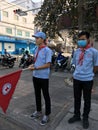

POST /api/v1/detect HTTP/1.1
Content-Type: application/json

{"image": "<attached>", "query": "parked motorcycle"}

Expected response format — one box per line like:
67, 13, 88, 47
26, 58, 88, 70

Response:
52, 54, 57, 66
70, 64, 75, 73
0, 55, 16, 68
55, 53, 69, 72
19, 54, 34, 68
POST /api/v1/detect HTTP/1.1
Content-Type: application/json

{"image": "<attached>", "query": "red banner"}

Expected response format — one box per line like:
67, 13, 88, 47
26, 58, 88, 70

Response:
0, 70, 22, 113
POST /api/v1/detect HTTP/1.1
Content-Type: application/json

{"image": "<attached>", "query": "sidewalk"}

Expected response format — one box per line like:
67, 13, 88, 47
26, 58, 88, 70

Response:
55, 101, 98, 130
0, 70, 98, 130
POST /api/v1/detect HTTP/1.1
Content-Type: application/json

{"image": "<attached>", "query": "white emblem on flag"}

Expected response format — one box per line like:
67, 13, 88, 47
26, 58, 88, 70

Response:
2, 83, 12, 95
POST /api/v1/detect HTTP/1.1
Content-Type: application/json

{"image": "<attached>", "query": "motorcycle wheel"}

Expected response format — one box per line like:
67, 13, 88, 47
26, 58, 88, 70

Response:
9, 61, 14, 68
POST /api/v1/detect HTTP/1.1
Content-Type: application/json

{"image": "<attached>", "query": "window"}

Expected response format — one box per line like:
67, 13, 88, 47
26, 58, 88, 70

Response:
14, 15, 19, 20
3, 11, 8, 17
4, 43, 15, 51
22, 17, 27, 23
0, 42, 2, 51
25, 32, 30, 37
17, 30, 22, 36
6, 28, 12, 34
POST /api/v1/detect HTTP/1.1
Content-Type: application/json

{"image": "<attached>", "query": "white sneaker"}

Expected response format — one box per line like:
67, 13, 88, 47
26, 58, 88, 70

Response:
31, 111, 42, 118
40, 115, 49, 125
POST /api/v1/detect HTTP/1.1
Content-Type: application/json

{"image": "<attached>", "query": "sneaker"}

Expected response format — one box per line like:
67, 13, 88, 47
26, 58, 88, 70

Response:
31, 111, 42, 118
83, 119, 89, 129
40, 115, 49, 126
68, 115, 81, 124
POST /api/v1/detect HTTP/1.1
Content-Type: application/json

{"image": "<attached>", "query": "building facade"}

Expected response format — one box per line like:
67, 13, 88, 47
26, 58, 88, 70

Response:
9, 0, 43, 32
0, 0, 37, 54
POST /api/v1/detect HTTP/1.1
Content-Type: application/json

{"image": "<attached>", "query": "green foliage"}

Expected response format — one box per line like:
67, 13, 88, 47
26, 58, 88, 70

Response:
34, 0, 98, 39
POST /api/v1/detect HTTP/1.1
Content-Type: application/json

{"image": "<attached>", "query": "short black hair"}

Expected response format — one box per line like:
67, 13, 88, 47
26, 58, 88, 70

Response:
78, 31, 90, 39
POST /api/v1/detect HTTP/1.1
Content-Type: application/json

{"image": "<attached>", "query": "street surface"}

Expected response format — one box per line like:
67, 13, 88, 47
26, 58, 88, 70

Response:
0, 115, 26, 130
0, 61, 98, 130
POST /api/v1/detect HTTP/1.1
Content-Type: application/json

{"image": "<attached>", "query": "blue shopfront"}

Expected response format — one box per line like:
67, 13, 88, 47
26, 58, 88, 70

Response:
0, 35, 36, 55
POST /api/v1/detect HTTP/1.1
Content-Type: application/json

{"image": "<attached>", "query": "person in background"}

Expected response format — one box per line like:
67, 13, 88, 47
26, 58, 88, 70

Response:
68, 31, 98, 129
21, 48, 25, 55
29, 32, 52, 126
4, 49, 11, 57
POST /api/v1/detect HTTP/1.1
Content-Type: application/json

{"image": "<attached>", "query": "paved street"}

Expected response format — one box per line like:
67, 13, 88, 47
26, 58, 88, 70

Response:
0, 62, 98, 130
0, 115, 26, 130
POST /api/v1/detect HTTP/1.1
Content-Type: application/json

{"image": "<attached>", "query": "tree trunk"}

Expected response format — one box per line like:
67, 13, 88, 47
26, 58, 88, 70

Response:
78, 0, 85, 30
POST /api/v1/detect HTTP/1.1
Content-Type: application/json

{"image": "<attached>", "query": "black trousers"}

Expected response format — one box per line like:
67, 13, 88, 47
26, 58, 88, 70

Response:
33, 77, 51, 115
73, 79, 93, 119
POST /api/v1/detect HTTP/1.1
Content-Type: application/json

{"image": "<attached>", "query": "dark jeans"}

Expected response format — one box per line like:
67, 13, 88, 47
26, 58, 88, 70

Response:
33, 77, 51, 115
73, 79, 93, 119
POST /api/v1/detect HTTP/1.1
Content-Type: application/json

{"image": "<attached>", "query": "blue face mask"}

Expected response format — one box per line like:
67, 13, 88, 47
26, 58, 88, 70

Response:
77, 40, 87, 47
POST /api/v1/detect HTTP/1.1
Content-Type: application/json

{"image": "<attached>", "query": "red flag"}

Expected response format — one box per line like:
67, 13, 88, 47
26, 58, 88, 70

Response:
0, 69, 22, 113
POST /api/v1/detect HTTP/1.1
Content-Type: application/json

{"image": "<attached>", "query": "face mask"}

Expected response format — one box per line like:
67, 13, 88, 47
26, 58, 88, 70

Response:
77, 40, 87, 47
